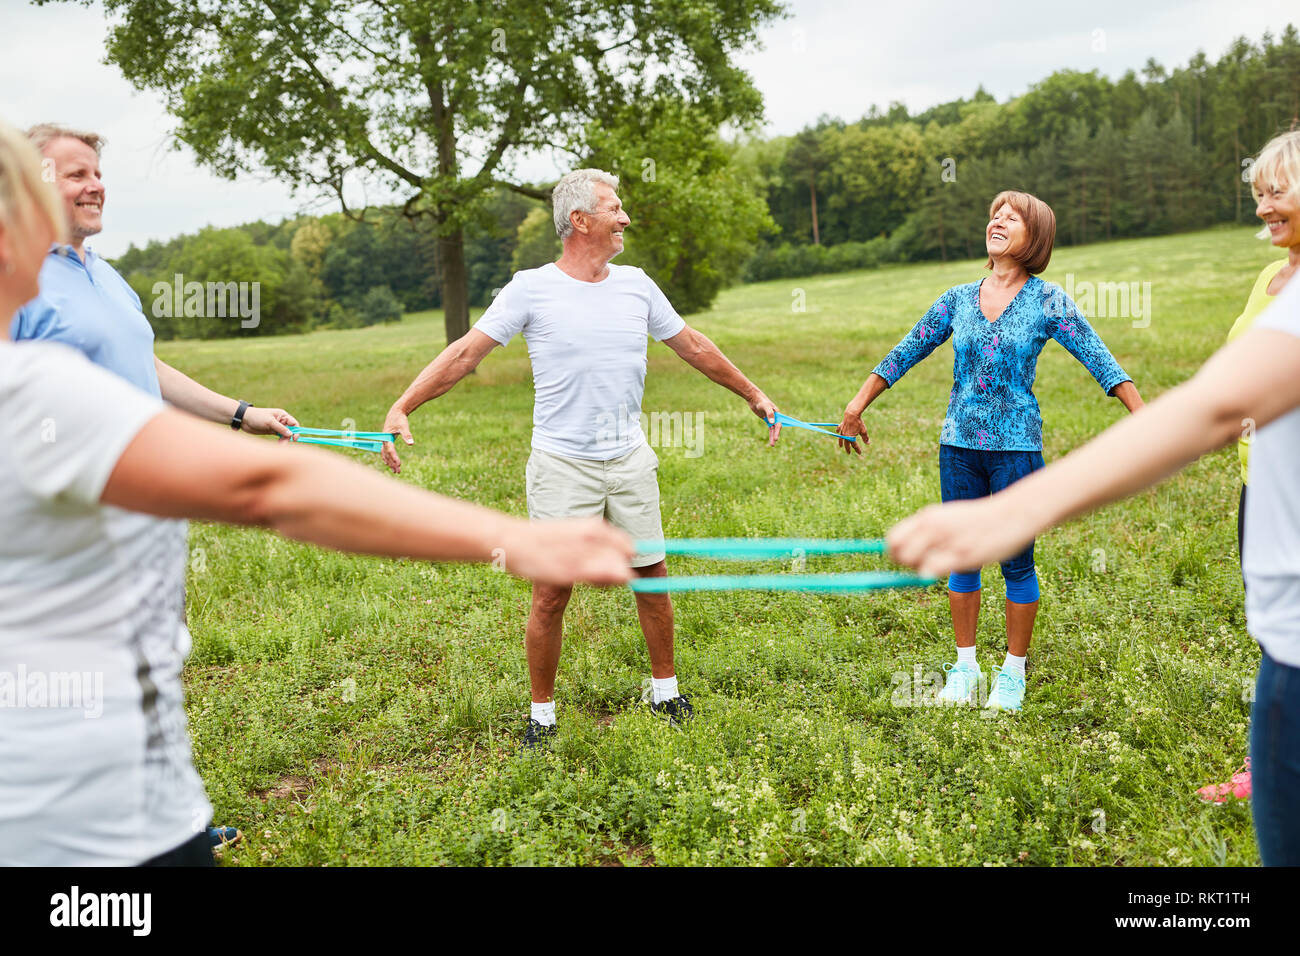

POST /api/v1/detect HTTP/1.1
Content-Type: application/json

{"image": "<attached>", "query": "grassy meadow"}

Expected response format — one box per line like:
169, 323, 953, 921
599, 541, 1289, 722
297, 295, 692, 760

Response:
163, 225, 1285, 866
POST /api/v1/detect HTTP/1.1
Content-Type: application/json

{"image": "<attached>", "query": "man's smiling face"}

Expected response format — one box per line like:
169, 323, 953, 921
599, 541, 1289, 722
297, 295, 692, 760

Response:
42, 136, 104, 244
587, 182, 631, 260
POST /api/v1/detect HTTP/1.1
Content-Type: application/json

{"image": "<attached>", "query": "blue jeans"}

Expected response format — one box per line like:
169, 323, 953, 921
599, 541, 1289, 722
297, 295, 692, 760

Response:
1250, 650, 1300, 866
938, 444, 1044, 602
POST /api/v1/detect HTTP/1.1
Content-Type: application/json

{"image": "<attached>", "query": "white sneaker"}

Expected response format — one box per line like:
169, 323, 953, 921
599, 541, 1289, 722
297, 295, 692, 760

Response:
937, 661, 983, 705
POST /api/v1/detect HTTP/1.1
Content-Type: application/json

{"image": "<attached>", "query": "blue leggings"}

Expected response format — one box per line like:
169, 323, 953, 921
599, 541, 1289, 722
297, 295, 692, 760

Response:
939, 444, 1044, 603
1251, 650, 1300, 865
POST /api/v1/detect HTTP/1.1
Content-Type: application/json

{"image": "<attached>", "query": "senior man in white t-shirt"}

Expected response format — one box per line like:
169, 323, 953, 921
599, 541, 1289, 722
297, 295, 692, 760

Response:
382, 168, 781, 747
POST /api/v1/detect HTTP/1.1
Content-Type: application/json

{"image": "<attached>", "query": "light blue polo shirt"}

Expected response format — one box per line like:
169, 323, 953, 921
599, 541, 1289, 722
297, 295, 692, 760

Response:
9, 245, 161, 398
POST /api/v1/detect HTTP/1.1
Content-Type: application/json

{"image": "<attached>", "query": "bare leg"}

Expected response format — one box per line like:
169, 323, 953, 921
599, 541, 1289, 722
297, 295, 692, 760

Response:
949, 589, 980, 648
526, 582, 572, 703
1005, 599, 1038, 658
632, 560, 675, 679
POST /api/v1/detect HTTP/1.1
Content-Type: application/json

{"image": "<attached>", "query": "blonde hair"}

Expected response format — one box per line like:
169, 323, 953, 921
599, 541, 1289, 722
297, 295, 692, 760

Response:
0, 118, 66, 253
1249, 129, 1300, 240
26, 123, 105, 157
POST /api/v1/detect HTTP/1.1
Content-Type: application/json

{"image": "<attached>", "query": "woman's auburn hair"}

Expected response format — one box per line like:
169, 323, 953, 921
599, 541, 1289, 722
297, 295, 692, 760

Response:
986, 190, 1056, 275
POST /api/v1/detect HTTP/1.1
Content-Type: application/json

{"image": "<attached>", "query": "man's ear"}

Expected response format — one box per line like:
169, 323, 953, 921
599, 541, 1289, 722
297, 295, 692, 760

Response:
569, 209, 587, 236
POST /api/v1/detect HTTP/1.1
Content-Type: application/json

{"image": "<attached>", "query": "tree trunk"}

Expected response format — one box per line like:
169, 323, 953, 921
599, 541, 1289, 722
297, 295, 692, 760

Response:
937, 202, 947, 262
1079, 170, 1088, 245
437, 227, 471, 344
1235, 129, 1242, 223
810, 174, 820, 246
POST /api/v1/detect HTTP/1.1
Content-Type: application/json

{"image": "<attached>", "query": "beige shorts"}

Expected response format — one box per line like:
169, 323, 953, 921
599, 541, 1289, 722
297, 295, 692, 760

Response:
525, 442, 665, 567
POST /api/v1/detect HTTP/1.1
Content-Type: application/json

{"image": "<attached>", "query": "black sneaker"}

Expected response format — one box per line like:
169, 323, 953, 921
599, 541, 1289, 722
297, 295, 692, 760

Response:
650, 694, 695, 727
207, 826, 242, 854
523, 718, 558, 750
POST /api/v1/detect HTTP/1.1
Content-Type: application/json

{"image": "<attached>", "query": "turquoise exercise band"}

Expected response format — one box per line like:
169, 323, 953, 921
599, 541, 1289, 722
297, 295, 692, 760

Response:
637, 538, 886, 559
629, 572, 935, 594
766, 411, 856, 442
288, 427, 397, 441
286, 426, 397, 454
627, 537, 921, 592
292, 435, 387, 453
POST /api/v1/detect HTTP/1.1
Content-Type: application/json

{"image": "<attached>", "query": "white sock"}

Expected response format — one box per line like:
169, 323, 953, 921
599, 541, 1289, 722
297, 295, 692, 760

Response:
1001, 653, 1026, 678
651, 675, 679, 704
530, 701, 556, 726
956, 645, 978, 668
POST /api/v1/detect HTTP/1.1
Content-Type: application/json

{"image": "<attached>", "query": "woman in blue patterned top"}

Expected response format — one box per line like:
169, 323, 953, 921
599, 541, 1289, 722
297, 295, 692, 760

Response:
835, 190, 1144, 712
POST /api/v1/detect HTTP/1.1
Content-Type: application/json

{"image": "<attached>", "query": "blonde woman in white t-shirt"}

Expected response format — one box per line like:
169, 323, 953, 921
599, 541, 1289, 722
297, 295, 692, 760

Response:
0, 120, 634, 866
886, 274, 1300, 867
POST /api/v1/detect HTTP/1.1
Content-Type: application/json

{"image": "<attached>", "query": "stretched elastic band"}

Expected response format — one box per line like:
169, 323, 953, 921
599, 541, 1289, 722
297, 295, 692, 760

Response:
291, 435, 386, 453
637, 538, 885, 559
288, 426, 397, 441
629, 572, 935, 593
766, 411, 856, 442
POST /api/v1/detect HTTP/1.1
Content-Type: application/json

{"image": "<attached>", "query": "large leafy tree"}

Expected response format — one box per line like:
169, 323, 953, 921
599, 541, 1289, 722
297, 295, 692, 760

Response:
584, 99, 775, 314
55, 0, 785, 341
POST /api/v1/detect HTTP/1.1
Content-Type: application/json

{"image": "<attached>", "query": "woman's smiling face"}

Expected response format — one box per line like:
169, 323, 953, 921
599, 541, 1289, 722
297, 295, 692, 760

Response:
1256, 176, 1300, 250
986, 202, 1027, 261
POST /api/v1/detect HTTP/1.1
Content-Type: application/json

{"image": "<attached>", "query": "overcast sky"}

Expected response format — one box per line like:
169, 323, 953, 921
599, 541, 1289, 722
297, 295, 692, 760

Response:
1, 0, 1294, 257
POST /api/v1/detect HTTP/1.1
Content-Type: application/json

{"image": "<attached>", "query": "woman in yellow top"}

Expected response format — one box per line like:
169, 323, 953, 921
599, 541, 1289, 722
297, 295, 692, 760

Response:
1230, 131, 1300, 574
1200, 129, 1300, 804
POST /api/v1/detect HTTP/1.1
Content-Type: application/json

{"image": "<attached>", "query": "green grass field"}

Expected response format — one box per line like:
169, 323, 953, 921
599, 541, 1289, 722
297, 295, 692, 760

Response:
163, 225, 1285, 866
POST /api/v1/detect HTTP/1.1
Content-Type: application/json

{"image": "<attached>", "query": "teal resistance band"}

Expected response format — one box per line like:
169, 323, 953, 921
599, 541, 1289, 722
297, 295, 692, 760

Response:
629, 571, 935, 594
766, 411, 856, 442
287, 426, 396, 453
629, 538, 934, 593
640, 538, 885, 560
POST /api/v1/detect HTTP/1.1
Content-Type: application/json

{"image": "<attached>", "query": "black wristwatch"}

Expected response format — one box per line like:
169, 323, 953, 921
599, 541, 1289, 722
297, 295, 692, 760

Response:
231, 400, 253, 431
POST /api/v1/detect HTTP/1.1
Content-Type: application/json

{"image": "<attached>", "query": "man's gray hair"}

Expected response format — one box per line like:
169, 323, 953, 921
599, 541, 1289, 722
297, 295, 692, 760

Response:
26, 124, 105, 156
552, 168, 619, 239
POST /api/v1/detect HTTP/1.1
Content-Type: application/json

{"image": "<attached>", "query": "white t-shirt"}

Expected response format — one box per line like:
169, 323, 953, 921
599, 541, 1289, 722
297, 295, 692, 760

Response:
474, 262, 686, 460
0, 341, 211, 865
1244, 274, 1300, 667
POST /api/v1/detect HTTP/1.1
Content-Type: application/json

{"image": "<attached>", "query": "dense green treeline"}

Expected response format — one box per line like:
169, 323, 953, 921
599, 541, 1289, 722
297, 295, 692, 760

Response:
746, 24, 1299, 279
116, 26, 1298, 338
116, 191, 537, 340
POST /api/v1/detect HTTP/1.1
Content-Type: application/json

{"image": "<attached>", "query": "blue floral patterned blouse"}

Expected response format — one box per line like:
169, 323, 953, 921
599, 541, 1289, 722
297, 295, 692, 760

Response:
871, 275, 1131, 452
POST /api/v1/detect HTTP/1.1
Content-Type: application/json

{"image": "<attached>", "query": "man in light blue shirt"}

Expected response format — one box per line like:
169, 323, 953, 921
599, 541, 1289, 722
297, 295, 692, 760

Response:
12, 241, 162, 395
12, 124, 297, 437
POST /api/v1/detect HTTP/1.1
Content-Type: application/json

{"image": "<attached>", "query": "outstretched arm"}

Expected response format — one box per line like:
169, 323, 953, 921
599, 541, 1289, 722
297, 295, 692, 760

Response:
1047, 297, 1143, 414
887, 325, 1300, 578
154, 357, 298, 438
661, 325, 781, 446
103, 407, 633, 588
1110, 380, 1144, 413
381, 329, 500, 473
837, 293, 956, 456
836, 374, 889, 456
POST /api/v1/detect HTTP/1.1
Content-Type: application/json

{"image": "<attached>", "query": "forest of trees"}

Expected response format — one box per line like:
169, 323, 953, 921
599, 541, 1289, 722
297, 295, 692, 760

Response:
745, 24, 1300, 279
115, 26, 1300, 338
